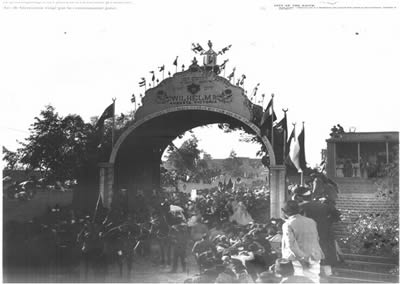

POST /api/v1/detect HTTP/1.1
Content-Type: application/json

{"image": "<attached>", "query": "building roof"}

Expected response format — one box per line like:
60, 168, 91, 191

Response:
326, 131, 399, 143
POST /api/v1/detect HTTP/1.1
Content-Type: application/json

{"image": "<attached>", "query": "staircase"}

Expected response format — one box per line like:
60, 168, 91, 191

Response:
328, 178, 399, 283
332, 193, 399, 241
329, 254, 399, 283
333, 177, 377, 194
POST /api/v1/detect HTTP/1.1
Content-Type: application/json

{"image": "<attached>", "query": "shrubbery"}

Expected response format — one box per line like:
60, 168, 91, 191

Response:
341, 212, 399, 258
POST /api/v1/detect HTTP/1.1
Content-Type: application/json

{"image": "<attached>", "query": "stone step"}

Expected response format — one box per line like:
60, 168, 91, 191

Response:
327, 275, 385, 283
338, 259, 398, 273
342, 253, 399, 265
334, 267, 399, 283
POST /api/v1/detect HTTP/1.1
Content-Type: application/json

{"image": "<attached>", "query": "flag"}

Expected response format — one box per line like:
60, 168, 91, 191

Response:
139, 77, 146, 87
131, 94, 136, 103
150, 71, 155, 81
218, 44, 232, 55
273, 113, 287, 164
286, 127, 295, 154
173, 56, 178, 66
158, 65, 165, 72
289, 129, 302, 172
192, 43, 204, 53
260, 98, 277, 137
95, 103, 114, 129
239, 74, 246, 86
298, 125, 307, 171
220, 59, 228, 70
227, 67, 235, 80
284, 127, 296, 168
252, 83, 260, 97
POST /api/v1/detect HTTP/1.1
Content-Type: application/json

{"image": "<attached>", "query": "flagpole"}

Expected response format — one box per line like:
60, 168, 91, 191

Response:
301, 121, 305, 186
271, 93, 275, 150
112, 98, 116, 148
283, 108, 288, 163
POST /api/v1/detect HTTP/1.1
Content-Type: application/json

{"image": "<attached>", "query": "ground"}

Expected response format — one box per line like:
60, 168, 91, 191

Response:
4, 249, 199, 283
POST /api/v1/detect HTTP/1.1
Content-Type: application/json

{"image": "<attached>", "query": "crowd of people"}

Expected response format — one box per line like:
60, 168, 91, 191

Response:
3, 171, 342, 283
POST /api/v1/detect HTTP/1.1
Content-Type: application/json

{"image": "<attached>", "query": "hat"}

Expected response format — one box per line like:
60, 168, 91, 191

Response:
293, 186, 311, 197
281, 201, 300, 216
272, 258, 294, 277
248, 243, 258, 252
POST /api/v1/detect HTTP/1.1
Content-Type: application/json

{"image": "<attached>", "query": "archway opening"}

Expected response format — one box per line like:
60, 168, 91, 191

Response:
112, 109, 274, 206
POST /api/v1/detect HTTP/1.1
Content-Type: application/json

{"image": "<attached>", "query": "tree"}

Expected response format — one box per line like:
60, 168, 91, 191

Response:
166, 135, 201, 179
2, 146, 22, 170
222, 150, 244, 177
17, 105, 95, 183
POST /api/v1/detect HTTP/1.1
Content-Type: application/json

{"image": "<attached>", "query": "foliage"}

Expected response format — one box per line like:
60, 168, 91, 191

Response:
15, 105, 134, 184
374, 145, 399, 201
166, 135, 201, 178
160, 167, 178, 188
222, 150, 244, 177
17, 106, 94, 182
341, 212, 399, 258
164, 140, 221, 184
2, 147, 22, 170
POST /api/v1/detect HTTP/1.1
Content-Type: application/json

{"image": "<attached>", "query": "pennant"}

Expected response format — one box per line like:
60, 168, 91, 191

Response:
158, 65, 165, 72
173, 56, 178, 66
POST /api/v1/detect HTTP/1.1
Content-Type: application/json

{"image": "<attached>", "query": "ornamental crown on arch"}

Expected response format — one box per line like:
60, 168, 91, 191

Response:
203, 40, 218, 67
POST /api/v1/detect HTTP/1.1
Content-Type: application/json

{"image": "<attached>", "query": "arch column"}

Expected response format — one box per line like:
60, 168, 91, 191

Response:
270, 165, 286, 218
98, 162, 114, 208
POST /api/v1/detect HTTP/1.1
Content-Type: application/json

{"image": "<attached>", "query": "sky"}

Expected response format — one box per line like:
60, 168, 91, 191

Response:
1, 0, 399, 167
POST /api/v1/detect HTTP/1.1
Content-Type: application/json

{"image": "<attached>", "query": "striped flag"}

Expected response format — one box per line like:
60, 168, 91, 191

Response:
289, 125, 307, 172
289, 129, 302, 172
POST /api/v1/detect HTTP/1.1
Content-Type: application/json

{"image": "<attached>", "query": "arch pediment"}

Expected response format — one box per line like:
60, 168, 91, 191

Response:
135, 66, 255, 123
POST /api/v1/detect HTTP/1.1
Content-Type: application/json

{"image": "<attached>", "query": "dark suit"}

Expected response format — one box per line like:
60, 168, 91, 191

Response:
299, 201, 338, 266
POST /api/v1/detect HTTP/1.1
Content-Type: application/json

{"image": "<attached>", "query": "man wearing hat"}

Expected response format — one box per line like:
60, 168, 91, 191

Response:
271, 258, 313, 283
281, 200, 324, 283
192, 233, 217, 272
297, 188, 339, 278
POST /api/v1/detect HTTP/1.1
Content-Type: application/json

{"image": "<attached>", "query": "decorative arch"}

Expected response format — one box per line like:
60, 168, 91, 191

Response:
98, 57, 286, 218
109, 105, 276, 166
